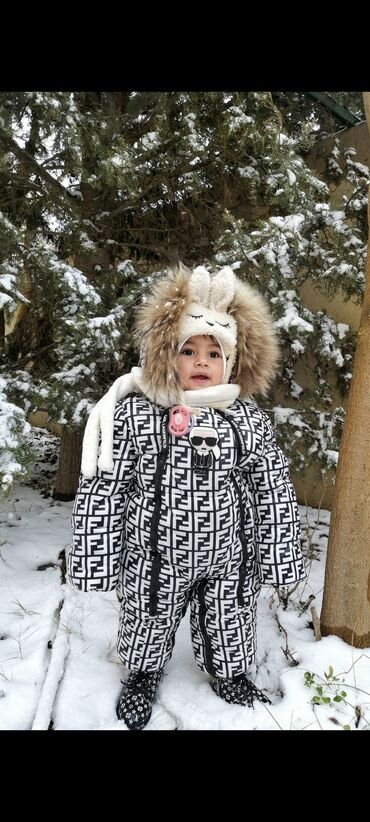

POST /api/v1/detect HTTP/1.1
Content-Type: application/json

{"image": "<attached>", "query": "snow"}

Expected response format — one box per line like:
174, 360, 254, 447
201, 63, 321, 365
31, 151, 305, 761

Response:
273, 406, 307, 429
50, 262, 101, 304
72, 399, 95, 425
269, 214, 305, 233
0, 293, 13, 309
88, 315, 117, 330
291, 340, 305, 354
140, 131, 160, 150
0, 379, 31, 490
275, 304, 314, 334
228, 107, 254, 127
325, 450, 339, 466
51, 364, 92, 382
349, 160, 370, 176
0, 273, 16, 291
337, 323, 349, 339
0, 435, 369, 731
290, 381, 303, 399
238, 166, 260, 180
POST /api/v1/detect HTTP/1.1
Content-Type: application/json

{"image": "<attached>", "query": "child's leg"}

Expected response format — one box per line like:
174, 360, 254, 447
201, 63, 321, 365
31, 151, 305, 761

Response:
189, 561, 261, 679
117, 549, 190, 672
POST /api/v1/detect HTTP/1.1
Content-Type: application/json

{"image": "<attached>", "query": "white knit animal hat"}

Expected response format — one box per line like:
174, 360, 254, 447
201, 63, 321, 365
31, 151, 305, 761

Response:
176, 266, 237, 384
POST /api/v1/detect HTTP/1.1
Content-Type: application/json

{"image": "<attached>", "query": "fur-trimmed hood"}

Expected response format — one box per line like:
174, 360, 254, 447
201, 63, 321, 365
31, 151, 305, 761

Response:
80, 265, 279, 478
134, 263, 279, 402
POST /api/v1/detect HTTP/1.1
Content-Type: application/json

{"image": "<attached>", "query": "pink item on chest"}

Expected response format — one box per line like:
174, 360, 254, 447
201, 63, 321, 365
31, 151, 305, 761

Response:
168, 406, 192, 436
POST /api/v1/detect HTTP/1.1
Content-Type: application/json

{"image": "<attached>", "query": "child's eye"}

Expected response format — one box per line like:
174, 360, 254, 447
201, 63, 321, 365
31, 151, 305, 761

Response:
209, 351, 221, 358
181, 348, 194, 356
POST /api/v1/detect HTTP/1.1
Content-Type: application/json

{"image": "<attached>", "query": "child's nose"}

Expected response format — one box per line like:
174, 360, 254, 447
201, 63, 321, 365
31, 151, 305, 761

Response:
195, 353, 207, 365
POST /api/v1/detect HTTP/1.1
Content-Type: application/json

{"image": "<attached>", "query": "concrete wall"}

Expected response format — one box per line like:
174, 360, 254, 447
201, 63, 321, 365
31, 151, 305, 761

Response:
28, 410, 63, 437
306, 120, 370, 180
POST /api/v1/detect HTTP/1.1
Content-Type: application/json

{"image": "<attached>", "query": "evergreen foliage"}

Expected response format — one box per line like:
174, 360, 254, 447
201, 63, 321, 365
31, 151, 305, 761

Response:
0, 91, 368, 493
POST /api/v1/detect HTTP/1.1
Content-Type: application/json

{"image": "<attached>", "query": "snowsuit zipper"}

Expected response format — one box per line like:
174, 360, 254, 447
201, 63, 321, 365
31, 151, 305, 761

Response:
217, 406, 251, 607
148, 410, 170, 616
197, 580, 215, 675
230, 474, 251, 606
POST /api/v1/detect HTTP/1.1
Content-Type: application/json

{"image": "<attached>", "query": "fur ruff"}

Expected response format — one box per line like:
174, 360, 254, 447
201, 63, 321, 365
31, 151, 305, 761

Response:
135, 264, 279, 400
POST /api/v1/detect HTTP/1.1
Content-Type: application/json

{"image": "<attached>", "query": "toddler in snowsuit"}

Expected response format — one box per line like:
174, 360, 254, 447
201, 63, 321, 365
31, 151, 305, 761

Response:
68, 265, 305, 729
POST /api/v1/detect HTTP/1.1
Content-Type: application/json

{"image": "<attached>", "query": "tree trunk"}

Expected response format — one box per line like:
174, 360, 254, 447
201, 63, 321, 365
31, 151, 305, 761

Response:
320, 92, 370, 647
54, 430, 83, 501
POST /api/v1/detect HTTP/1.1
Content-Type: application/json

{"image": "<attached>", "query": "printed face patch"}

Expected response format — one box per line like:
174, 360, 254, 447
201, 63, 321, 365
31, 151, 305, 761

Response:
189, 425, 220, 470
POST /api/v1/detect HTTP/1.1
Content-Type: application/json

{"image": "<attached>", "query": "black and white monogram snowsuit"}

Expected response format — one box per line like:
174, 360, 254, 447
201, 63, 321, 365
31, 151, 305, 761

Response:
69, 393, 304, 679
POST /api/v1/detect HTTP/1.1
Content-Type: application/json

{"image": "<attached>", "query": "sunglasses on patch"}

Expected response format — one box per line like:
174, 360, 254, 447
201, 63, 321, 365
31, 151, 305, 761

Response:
191, 436, 217, 447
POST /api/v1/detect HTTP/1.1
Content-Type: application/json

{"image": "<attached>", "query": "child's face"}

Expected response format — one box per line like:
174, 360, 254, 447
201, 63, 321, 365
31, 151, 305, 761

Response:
176, 335, 224, 390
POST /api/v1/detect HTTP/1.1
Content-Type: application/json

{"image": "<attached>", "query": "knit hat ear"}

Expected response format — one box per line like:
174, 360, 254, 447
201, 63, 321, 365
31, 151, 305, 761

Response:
209, 266, 236, 312
188, 266, 211, 303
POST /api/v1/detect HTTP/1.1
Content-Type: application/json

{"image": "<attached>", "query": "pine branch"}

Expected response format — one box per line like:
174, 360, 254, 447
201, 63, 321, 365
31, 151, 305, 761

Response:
103, 158, 215, 223
0, 124, 80, 217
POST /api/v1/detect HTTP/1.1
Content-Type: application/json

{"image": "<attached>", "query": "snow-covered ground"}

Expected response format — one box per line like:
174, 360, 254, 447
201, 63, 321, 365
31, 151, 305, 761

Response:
1, 430, 369, 731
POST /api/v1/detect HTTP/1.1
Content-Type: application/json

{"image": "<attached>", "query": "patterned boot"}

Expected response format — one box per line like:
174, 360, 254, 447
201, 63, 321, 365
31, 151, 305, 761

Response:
211, 674, 272, 707
116, 669, 163, 730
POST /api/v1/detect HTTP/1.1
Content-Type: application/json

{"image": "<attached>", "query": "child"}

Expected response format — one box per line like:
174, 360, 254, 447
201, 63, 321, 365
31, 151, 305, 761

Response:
68, 265, 305, 730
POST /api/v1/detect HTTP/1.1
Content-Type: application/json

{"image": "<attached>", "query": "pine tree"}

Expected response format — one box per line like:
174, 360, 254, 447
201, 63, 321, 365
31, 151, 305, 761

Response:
0, 91, 367, 498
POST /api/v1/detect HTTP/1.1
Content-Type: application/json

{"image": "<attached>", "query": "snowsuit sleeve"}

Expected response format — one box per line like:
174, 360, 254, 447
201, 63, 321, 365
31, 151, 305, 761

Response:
241, 409, 305, 587
67, 399, 138, 592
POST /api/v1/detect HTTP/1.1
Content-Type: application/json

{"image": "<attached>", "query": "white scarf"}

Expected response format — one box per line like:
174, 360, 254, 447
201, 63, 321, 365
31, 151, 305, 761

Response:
81, 366, 240, 478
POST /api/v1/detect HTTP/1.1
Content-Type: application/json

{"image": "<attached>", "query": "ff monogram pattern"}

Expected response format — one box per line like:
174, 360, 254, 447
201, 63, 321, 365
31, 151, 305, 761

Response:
69, 394, 305, 676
